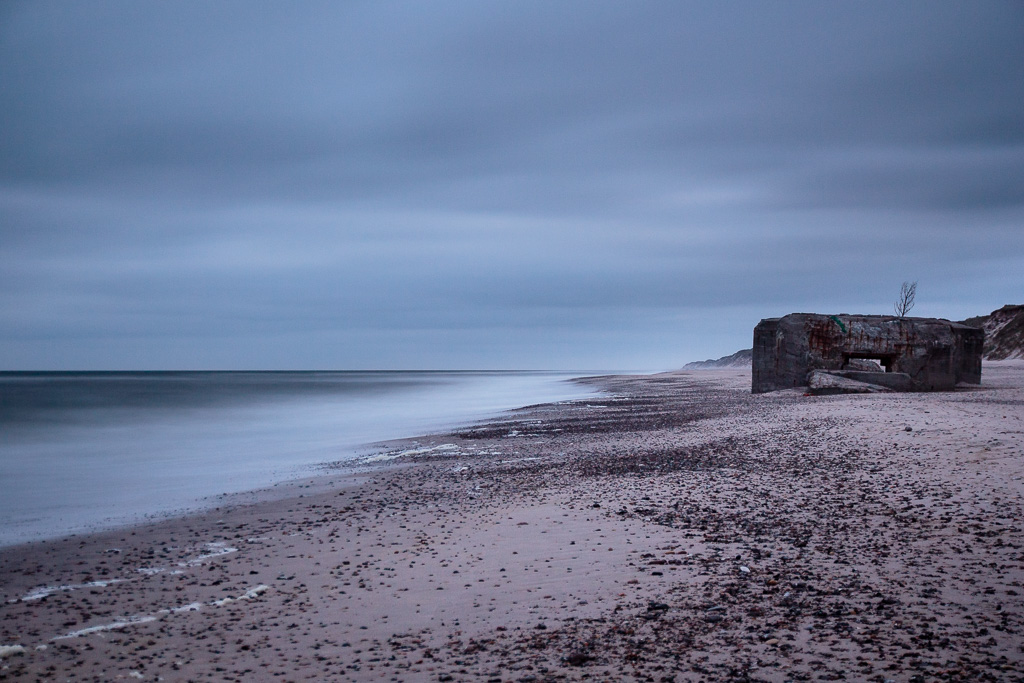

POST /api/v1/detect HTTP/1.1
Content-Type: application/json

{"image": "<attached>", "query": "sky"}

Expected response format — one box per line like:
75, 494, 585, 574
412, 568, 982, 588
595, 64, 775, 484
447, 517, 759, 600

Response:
1, 1, 1022, 371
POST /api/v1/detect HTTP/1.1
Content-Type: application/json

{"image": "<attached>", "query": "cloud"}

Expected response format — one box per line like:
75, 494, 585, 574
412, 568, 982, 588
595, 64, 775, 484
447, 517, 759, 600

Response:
1, 0, 1022, 369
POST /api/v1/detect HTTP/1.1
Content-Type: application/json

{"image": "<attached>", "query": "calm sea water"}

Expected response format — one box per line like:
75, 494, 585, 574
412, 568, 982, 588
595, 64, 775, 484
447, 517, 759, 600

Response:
0, 371, 598, 547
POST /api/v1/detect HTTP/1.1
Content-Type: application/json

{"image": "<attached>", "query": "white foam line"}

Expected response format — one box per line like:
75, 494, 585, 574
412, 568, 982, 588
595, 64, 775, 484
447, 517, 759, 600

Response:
402, 443, 459, 455
159, 602, 202, 614
243, 585, 269, 599
179, 542, 238, 567
52, 615, 158, 640
211, 584, 269, 607
51, 585, 270, 640
362, 453, 401, 463
0, 645, 26, 658
136, 567, 165, 576
366, 443, 461, 462
16, 580, 124, 603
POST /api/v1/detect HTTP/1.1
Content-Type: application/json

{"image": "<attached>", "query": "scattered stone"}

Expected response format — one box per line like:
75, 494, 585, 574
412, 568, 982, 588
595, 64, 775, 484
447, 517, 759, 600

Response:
563, 652, 593, 666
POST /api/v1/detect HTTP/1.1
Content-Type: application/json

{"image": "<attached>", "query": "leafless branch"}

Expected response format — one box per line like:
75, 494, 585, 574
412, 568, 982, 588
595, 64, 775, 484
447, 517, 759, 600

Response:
894, 280, 917, 317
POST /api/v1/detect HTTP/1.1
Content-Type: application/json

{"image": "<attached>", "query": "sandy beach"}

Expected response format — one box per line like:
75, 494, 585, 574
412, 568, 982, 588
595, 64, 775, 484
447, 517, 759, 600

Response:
2, 363, 1023, 682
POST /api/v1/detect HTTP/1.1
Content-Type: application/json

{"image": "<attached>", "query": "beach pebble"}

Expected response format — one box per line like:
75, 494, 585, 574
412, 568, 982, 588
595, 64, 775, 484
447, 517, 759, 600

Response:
564, 652, 594, 666
6, 366, 1023, 681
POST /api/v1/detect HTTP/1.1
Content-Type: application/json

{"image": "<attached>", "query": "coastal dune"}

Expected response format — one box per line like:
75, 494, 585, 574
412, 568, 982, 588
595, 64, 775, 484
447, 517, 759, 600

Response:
1, 364, 1023, 681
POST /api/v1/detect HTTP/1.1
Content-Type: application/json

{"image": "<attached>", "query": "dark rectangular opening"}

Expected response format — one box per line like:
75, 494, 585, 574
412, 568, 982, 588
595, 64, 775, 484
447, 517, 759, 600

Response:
843, 353, 894, 372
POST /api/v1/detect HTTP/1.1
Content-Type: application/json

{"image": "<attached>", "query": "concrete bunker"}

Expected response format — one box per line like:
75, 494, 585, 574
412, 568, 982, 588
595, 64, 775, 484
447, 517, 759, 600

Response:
752, 314, 983, 394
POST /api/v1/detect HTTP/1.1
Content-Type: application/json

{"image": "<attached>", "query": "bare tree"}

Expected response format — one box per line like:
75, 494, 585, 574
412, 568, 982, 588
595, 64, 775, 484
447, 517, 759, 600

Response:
894, 280, 917, 317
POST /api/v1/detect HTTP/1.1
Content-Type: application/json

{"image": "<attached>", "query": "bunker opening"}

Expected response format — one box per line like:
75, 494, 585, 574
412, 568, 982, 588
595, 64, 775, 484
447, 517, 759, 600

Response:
752, 314, 983, 393
842, 353, 894, 373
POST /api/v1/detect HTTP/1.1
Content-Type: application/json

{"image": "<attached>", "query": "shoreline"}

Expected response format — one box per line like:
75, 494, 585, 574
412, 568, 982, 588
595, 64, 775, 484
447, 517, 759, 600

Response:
2, 364, 1023, 681
0, 370, 603, 549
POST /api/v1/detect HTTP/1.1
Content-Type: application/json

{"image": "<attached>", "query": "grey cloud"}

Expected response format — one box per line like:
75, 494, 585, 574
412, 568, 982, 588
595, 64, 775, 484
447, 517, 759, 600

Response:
1, 0, 1022, 369
786, 152, 1024, 212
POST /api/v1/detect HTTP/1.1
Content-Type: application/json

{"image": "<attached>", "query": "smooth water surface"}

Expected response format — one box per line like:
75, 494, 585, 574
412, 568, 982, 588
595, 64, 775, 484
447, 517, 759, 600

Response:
0, 371, 597, 546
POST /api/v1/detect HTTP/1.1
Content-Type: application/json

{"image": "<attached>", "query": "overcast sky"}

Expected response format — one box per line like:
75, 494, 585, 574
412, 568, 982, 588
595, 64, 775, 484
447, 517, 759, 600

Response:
2, 1, 1022, 370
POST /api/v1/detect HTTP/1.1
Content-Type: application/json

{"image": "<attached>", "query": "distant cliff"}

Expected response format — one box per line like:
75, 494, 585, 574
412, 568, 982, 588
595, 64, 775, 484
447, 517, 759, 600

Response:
683, 348, 753, 369
961, 304, 1024, 360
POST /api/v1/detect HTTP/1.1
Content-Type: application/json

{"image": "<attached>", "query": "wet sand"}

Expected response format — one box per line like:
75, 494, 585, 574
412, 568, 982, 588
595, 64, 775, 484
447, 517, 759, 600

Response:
2, 363, 1023, 682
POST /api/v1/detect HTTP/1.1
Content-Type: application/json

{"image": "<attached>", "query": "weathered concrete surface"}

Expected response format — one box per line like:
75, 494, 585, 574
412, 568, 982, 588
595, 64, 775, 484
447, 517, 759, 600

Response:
832, 370, 915, 391
845, 358, 884, 372
807, 369, 893, 395
753, 314, 984, 393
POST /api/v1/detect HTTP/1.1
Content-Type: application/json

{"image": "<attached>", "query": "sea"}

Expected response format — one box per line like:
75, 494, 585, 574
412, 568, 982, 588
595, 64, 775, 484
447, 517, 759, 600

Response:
0, 371, 600, 547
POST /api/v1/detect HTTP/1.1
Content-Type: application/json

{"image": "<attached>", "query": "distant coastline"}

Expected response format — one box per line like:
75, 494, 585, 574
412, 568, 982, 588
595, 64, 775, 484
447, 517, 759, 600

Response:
682, 347, 752, 369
